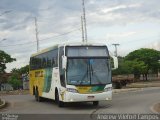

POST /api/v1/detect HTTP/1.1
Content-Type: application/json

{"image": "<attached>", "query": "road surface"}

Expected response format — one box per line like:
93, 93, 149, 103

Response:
0, 87, 160, 120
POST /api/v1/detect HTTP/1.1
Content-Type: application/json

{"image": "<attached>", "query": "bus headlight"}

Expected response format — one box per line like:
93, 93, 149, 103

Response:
67, 88, 78, 93
104, 87, 112, 92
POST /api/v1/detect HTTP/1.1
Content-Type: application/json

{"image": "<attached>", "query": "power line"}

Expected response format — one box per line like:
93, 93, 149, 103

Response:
1, 43, 36, 51
0, 27, 81, 47
39, 27, 81, 41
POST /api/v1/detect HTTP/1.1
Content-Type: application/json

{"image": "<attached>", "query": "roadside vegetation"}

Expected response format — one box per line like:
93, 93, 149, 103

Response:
8, 65, 29, 90
0, 50, 29, 91
0, 50, 16, 91
113, 48, 160, 81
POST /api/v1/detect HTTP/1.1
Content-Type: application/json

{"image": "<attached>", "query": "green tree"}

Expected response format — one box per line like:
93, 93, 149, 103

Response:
19, 65, 29, 74
125, 59, 148, 80
125, 48, 160, 80
112, 56, 132, 75
11, 65, 29, 75
0, 50, 16, 73
0, 50, 16, 90
112, 57, 148, 80
8, 65, 29, 90
8, 73, 21, 90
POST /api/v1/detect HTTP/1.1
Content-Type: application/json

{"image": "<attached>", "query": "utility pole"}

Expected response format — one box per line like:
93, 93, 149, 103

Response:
112, 43, 120, 57
82, 0, 88, 43
81, 16, 85, 42
34, 17, 39, 52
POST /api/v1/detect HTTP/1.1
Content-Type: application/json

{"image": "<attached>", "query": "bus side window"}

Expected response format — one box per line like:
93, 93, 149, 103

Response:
30, 58, 32, 70
59, 47, 65, 87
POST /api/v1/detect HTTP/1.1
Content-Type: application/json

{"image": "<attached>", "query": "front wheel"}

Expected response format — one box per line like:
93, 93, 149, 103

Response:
55, 91, 64, 107
93, 101, 99, 106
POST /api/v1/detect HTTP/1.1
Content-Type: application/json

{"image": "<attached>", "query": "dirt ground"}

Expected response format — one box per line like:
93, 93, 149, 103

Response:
153, 103, 160, 113
126, 80, 160, 88
0, 90, 29, 96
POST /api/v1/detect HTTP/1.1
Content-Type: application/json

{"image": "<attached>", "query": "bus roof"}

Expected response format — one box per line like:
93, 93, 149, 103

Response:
31, 42, 107, 57
31, 44, 58, 57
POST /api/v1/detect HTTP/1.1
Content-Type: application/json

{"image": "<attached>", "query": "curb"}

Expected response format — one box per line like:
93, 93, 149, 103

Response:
113, 88, 143, 93
0, 99, 6, 109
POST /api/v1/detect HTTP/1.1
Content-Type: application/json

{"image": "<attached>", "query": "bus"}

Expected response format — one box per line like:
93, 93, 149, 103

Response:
29, 42, 118, 107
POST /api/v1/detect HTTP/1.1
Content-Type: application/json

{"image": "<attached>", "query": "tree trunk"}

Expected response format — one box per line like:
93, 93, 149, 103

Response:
145, 74, 148, 81
143, 74, 145, 80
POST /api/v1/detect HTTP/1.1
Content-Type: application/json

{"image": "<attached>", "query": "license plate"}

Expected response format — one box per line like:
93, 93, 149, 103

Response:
87, 96, 94, 99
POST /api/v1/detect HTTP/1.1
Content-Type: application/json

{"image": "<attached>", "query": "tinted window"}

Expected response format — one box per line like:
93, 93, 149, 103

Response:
30, 49, 58, 70
66, 46, 109, 57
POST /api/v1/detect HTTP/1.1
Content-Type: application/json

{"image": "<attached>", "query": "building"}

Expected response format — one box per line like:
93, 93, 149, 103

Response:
0, 73, 12, 91
22, 73, 29, 90
1, 83, 13, 91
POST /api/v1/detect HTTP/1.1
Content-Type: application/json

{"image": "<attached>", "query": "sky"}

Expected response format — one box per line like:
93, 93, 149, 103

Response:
0, 0, 160, 72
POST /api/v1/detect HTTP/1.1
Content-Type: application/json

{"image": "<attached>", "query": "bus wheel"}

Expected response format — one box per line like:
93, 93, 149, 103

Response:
55, 91, 64, 107
93, 101, 99, 106
35, 89, 42, 102
35, 89, 38, 101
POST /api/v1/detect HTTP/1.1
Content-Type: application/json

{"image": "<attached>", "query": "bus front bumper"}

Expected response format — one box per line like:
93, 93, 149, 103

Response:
63, 91, 112, 102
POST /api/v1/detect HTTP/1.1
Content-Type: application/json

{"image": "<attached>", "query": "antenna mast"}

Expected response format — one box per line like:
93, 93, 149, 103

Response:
82, 0, 88, 43
35, 17, 39, 52
81, 16, 85, 42
112, 43, 120, 57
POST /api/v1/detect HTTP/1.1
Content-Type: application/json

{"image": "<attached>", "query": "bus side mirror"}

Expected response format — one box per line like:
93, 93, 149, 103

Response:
111, 56, 118, 70
62, 56, 67, 70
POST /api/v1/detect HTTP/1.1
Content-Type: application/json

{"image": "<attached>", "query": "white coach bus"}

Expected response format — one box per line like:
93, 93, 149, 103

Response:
29, 42, 118, 107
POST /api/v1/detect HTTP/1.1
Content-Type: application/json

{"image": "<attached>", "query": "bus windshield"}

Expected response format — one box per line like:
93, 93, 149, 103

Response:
66, 46, 111, 85
66, 46, 109, 57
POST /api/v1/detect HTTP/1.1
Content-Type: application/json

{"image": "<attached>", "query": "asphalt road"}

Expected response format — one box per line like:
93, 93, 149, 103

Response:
0, 87, 160, 120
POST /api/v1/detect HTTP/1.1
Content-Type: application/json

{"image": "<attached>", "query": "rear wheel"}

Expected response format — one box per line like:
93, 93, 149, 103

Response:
93, 101, 99, 106
35, 89, 43, 102
55, 91, 64, 107
35, 89, 38, 101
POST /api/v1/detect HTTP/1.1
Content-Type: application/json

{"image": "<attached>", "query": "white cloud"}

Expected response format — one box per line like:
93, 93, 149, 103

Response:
100, 4, 141, 13
146, 41, 160, 51
0, 30, 11, 38
107, 31, 138, 38
0, 0, 160, 72
39, 33, 58, 40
